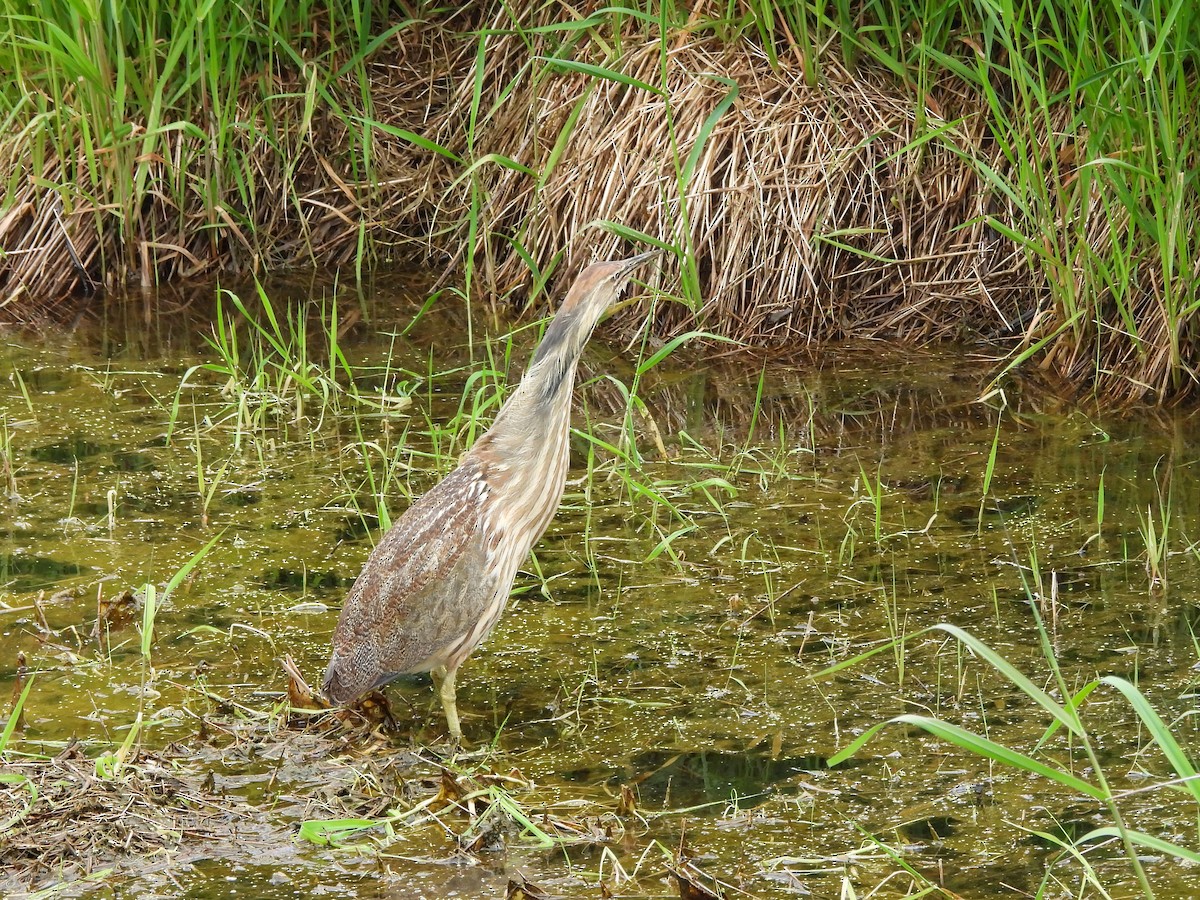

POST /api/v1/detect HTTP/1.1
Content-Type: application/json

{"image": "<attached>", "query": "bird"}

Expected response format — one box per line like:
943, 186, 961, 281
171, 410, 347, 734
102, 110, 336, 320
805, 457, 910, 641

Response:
323, 250, 661, 742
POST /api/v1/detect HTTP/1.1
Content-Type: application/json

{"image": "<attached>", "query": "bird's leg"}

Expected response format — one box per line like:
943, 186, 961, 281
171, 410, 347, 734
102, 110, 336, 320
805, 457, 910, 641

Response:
431, 665, 462, 744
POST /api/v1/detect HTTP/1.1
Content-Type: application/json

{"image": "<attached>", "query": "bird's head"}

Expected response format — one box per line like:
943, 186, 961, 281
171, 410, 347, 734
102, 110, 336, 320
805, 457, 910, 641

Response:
559, 249, 662, 319
530, 249, 661, 372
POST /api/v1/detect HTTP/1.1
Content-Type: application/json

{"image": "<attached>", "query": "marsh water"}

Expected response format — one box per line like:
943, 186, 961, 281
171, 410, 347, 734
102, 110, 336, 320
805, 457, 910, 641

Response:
2, 275, 1200, 899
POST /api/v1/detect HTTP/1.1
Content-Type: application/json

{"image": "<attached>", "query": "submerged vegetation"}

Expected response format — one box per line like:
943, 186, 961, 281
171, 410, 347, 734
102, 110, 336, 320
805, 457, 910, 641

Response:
1, 1, 1197, 403
3, 283, 1200, 896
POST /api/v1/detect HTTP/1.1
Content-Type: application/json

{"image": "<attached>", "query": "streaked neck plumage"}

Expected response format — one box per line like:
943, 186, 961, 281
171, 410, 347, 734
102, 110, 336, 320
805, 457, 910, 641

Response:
481, 299, 602, 464
470, 252, 655, 491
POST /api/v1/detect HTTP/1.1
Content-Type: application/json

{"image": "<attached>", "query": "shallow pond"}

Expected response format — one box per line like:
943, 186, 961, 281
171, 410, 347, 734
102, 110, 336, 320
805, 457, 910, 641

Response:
2, 274, 1199, 899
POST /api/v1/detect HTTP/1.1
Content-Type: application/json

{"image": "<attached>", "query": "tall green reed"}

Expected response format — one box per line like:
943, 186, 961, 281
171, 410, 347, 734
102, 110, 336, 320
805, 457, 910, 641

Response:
0, 0, 400, 271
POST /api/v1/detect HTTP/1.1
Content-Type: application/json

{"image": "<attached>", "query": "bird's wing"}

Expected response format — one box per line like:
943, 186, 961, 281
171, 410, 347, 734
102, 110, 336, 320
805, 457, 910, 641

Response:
324, 457, 498, 699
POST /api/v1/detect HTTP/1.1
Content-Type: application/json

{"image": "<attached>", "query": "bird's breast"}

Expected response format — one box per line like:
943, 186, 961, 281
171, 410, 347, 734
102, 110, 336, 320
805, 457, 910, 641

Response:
477, 424, 571, 585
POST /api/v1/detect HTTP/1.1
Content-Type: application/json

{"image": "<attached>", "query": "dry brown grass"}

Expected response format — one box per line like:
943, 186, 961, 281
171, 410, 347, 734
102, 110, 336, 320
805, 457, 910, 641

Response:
0, 31, 453, 321
0, 9, 1029, 335
439, 35, 1044, 347
0, 741, 263, 894
0, 717, 432, 897
0, 5, 1191, 404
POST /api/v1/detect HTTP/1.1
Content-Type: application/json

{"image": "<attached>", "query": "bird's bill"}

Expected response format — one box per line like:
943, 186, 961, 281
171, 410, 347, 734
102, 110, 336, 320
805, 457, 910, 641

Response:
617, 247, 665, 275
604, 250, 662, 318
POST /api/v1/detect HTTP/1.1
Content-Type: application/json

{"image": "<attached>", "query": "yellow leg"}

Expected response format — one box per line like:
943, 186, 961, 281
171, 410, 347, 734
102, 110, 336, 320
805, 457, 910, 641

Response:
431, 665, 462, 744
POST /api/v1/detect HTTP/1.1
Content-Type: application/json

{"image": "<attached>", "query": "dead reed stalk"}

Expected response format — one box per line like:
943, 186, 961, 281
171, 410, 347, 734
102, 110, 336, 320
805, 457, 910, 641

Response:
1, 4, 1194, 404
439, 37, 1045, 347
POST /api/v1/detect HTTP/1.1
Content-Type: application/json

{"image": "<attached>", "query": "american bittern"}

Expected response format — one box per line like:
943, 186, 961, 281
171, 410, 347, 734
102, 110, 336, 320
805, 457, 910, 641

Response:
323, 251, 660, 741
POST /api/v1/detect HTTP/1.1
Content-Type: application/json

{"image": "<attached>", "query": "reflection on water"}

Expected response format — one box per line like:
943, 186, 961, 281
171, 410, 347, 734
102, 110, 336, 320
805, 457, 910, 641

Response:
0, 553, 87, 592
1, 273, 1199, 898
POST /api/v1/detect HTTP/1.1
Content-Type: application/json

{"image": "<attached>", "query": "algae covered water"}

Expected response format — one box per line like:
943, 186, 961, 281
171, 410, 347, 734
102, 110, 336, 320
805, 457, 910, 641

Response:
2, 276, 1199, 898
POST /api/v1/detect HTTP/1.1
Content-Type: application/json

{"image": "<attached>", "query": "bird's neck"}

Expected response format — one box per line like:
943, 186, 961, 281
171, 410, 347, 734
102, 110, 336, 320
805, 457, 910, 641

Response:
471, 356, 577, 548
487, 303, 598, 442
486, 354, 579, 454
528, 309, 590, 395
470, 307, 600, 489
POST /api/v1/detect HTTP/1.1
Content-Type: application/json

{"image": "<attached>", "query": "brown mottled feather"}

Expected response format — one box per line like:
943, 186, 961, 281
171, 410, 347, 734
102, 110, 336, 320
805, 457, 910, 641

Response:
323, 457, 497, 702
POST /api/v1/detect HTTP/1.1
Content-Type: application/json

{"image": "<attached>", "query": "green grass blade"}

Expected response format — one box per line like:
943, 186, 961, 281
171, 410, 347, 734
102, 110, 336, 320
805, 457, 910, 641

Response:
833, 714, 1105, 800
931, 624, 1082, 737
1099, 676, 1200, 802
298, 817, 381, 845
636, 332, 740, 375
140, 583, 157, 660
1081, 826, 1200, 864
164, 529, 226, 599
680, 75, 738, 189
540, 58, 664, 96
0, 674, 34, 755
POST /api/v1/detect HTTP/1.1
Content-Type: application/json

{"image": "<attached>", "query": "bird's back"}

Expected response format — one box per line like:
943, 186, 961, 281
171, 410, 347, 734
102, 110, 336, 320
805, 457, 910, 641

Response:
322, 456, 498, 702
